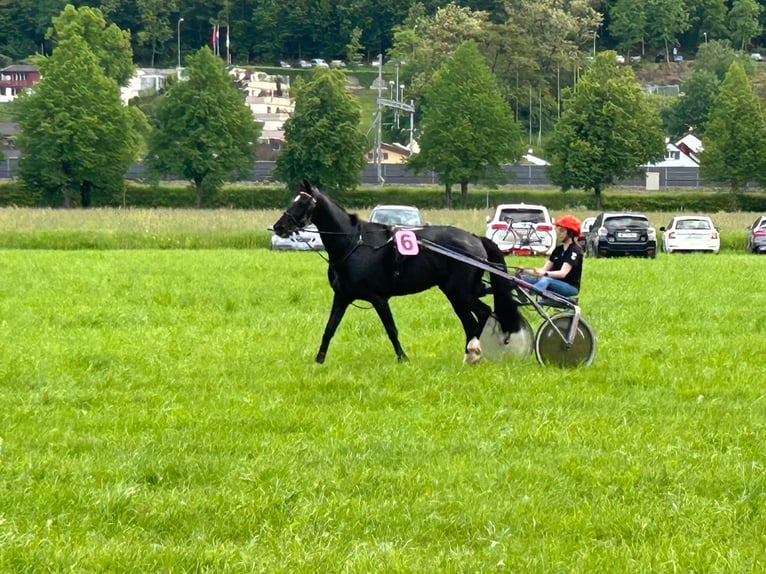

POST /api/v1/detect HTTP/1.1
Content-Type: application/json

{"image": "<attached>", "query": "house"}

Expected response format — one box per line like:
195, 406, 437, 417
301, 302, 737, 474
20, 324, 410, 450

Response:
120, 68, 174, 104
367, 142, 416, 164
0, 122, 20, 153
520, 149, 550, 166
236, 69, 295, 160
0, 64, 41, 103
675, 133, 703, 163
646, 134, 701, 168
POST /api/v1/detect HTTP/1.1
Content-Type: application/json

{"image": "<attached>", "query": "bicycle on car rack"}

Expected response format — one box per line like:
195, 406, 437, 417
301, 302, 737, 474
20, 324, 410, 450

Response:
419, 237, 596, 367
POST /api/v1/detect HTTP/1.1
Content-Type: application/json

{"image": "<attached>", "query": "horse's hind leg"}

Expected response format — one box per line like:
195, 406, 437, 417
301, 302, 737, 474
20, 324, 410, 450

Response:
370, 297, 408, 362
316, 293, 350, 363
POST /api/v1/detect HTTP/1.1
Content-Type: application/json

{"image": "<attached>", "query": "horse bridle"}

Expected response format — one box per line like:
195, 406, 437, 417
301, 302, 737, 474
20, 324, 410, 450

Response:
284, 191, 317, 232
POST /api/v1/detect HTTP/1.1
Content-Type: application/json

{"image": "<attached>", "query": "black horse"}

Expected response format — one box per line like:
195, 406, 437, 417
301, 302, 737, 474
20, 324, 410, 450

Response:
272, 180, 523, 363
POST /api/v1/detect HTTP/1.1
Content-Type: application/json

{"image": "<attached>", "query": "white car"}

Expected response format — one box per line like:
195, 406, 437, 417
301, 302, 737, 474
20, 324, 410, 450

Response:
485, 203, 555, 256
270, 224, 324, 251
369, 204, 422, 226
578, 216, 596, 250
310, 58, 329, 68
660, 215, 720, 254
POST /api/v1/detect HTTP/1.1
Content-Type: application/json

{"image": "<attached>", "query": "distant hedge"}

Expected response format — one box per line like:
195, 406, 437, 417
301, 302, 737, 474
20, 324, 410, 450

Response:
1, 181, 765, 212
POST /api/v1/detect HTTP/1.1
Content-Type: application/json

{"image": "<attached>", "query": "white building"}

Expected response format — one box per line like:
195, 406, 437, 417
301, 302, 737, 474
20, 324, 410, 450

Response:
237, 69, 293, 142
120, 68, 175, 104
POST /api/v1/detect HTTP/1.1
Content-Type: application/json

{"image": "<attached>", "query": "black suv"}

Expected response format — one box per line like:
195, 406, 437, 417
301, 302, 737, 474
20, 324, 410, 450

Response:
586, 212, 657, 258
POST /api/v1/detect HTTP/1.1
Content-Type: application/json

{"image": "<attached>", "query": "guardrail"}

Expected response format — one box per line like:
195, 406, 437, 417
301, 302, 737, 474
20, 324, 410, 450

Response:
2, 158, 708, 189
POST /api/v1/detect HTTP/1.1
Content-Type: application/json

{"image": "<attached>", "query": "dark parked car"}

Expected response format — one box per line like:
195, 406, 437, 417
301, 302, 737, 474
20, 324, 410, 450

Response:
585, 212, 657, 258
746, 215, 766, 253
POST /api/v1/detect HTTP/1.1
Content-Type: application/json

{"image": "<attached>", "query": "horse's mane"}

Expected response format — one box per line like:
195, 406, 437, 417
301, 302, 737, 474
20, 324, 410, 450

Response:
312, 185, 361, 229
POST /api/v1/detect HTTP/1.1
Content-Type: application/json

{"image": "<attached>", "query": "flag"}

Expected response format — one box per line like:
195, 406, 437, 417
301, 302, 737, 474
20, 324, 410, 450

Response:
226, 26, 230, 63
211, 25, 216, 50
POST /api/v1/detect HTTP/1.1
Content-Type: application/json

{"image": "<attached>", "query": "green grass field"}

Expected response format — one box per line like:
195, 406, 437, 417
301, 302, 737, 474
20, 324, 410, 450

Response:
0, 210, 765, 572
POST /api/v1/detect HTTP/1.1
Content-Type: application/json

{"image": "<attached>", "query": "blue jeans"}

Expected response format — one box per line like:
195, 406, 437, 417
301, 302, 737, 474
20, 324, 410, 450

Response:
522, 275, 579, 299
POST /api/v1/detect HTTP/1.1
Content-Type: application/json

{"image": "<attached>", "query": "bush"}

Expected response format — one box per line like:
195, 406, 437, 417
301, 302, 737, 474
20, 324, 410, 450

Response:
2, 180, 766, 213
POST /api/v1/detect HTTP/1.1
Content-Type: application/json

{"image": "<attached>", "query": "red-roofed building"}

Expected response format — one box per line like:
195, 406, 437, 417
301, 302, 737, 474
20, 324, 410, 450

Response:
0, 64, 41, 103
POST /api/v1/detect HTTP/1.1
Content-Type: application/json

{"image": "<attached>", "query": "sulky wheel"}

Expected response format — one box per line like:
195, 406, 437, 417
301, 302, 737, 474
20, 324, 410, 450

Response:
479, 313, 535, 360
534, 311, 596, 367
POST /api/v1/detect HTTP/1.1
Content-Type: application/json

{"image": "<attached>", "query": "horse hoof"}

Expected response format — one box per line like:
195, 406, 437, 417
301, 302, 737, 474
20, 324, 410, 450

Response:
463, 338, 482, 364
463, 350, 481, 364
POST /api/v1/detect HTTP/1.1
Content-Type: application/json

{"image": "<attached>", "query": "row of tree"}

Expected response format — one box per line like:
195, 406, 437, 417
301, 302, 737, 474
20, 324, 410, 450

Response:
4, 0, 766, 147
3, 0, 766, 67
8, 4, 766, 211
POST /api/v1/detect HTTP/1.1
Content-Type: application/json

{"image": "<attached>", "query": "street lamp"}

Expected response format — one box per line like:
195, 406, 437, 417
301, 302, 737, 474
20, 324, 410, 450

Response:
703, 32, 708, 44
177, 17, 184, 70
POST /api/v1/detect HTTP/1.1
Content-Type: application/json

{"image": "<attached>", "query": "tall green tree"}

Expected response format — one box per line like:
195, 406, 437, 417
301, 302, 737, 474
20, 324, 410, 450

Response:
609, 0, 647, 57
274, 68, 367, 193
727, 0, 762, 51
47, 4, 134, 87
663, 69, 719, 138
646, 0, 691, 63
14, 33, 142, 207
136, 0, 179, 67
409, 41, 524, 206
700, 61, 766, 190
546, 51, 665, 209
146, 47, 260, 207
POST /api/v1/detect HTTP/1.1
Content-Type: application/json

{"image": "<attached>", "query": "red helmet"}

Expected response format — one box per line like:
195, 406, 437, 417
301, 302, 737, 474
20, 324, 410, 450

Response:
554, 214, 581, 236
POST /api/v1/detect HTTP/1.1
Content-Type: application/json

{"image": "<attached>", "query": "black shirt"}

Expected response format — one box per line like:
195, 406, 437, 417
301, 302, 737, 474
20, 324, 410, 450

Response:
548, 242, 583, 289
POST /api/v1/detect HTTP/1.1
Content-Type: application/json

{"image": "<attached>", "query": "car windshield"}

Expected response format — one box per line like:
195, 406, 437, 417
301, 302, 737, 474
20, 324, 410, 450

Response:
676, 219, 711, 230
500, 209, 545, 224
605, 216, 650, 229
372, 209, 420, 225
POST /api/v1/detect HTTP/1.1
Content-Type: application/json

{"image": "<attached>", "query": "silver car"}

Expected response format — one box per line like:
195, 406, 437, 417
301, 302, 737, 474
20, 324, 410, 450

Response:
369, 205, 422, 226
746, 215, 766, 254
270, 224, 324, 251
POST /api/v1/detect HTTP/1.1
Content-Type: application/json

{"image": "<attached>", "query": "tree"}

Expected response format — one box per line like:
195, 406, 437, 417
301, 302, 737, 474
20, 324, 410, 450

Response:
274, 68, 367, 193
14, 34, 142, 207
609, 0, 647, 57
135, 0, 179, 67
693, 38, 752, 81
146, 47, 261, 207
662, 69, 719, 138
700, 61, 766, 190
727, 0, 762, 51
646, 0, 691, 63
545, 51, 665, 209
409, 41, 524, 206
47, 4, 135, 87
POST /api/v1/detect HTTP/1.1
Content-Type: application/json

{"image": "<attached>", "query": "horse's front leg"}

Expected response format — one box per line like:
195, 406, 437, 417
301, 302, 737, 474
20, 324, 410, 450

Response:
370, 297, 408, 362
316, 292, 351, 364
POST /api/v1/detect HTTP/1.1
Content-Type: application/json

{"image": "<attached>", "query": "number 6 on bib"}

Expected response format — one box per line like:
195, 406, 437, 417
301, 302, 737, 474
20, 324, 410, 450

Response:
394, 229, 419, 255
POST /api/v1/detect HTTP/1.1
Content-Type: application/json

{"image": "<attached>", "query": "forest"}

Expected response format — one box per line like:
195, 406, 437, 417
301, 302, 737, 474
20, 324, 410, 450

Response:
2, 0, 766, 69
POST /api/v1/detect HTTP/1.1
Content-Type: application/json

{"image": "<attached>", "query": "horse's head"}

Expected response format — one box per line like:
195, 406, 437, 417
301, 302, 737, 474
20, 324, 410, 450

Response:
272, 179, 318, 237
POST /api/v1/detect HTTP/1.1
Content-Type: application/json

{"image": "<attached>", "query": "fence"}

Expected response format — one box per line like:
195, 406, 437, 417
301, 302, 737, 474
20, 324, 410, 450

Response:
1, 158, 707, 189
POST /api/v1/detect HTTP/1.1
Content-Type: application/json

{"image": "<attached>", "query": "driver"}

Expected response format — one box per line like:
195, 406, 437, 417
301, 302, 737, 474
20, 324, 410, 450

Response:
523, 214, 583, 299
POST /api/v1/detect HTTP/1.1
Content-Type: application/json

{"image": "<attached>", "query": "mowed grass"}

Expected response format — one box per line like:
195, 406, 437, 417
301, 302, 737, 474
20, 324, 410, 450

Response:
1, 246, 765, 572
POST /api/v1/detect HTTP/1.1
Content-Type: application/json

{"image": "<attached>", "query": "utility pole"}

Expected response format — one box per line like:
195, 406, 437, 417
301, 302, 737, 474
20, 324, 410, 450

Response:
177, 17, 184, 71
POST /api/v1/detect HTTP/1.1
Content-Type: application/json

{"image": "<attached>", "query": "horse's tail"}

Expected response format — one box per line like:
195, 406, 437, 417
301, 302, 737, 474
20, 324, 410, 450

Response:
480, 237, 522, 333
